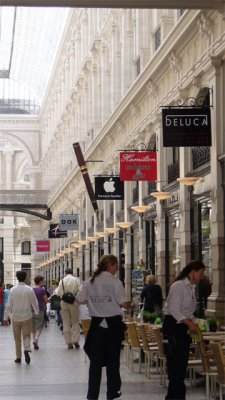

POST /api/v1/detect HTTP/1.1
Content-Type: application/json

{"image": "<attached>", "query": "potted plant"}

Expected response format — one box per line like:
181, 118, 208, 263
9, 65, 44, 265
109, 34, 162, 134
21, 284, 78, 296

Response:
207, 316, 218, 332
142, 311, 157, 324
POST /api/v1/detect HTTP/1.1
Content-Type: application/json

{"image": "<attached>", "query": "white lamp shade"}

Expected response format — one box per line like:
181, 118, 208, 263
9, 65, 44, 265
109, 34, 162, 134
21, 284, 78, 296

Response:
131, 205, 152, 213
116, 221, 134, 229
105, 227, 119, 234
151, 191, 172, 200
177, 177, 204, 186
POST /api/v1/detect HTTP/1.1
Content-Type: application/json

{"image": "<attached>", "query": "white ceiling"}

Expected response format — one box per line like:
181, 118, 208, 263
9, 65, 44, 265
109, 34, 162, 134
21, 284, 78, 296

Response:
0, 7, 69, 106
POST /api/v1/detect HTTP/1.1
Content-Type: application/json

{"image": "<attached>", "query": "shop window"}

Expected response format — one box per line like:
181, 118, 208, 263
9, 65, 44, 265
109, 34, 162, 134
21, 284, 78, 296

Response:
21, 241, 31, 255
167, 147, 180, 183
21, 263, 31, 285
201, 202, 212, 278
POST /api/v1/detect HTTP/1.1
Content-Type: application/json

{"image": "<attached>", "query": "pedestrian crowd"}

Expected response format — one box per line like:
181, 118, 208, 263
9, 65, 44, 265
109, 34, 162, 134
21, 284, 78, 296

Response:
0, 255, 211, 400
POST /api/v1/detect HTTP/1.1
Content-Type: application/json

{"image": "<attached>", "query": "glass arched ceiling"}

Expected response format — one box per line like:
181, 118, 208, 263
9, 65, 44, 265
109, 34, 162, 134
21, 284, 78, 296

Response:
0, 6, 70, 111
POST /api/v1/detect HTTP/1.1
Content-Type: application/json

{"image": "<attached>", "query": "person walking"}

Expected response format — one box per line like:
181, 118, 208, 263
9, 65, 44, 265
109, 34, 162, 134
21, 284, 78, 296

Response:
140, 274, 163, 318
56, 268, 80, 349
4, 270, 39, 364
76, 254, 132, 400
162, 260, 205, 400
0, 283, 4, 326
32, 275, 49, 350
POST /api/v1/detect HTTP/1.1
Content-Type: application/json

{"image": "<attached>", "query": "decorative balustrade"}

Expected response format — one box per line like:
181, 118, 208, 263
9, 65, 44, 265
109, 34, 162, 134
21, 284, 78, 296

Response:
168, 160, 180, 184
192, 147, 210, 170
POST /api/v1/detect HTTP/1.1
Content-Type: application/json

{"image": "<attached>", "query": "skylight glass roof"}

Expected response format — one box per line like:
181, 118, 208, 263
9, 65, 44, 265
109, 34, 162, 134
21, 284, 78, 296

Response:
0, 6, 70, 112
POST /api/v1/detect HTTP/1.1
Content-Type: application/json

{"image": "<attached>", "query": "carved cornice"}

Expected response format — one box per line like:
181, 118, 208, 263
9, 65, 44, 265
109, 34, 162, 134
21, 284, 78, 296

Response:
169, 51, 181, 74
146, 80, 158, 98
89, 36, 102, 53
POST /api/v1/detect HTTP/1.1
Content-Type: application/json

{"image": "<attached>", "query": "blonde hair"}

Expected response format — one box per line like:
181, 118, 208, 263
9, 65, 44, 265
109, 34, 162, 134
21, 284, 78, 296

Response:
146, 275, 156, 285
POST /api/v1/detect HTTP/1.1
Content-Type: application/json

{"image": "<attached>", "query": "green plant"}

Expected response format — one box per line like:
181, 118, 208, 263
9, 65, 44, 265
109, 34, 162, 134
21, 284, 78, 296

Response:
207, 316, 218, 332
142, 311, 158, 323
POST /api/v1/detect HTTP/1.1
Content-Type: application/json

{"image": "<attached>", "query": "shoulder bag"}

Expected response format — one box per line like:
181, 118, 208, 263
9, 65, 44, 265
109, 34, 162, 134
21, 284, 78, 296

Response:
61, 279, 75, 304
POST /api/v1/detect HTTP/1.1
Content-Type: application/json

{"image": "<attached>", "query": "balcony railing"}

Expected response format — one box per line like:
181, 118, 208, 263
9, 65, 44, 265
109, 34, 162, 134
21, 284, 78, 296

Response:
192, 147, 210, 170
147, 181, 157, 194
168, 160, 180, 184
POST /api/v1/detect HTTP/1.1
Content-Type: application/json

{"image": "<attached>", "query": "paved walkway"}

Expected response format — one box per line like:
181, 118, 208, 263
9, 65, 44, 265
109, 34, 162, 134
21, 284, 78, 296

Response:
0, 319, 206, 400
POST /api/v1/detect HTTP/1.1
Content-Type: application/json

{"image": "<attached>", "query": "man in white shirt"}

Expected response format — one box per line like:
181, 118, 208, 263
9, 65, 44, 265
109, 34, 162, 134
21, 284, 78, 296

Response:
56, 268, 80, 349
5, 270, 39, 364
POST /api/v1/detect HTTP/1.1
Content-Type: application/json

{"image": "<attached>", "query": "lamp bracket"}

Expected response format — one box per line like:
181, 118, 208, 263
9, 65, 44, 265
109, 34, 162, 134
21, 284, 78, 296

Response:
160, 87, 213, 108
118, 142, 157, 152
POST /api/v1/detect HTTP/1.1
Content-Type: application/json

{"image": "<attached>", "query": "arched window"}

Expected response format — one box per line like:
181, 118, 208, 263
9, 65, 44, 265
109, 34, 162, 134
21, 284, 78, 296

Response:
21, 241, 31, 255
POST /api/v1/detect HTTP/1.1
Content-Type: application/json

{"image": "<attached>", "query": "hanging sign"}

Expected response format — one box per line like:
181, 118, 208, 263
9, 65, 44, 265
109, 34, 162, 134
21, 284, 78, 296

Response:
162, 108, 211, 147
48, 224, 67, 239
120, 151, 157, 181
59, 214, 79, 231
95, 177, 124, 200
36, 241, 50, 252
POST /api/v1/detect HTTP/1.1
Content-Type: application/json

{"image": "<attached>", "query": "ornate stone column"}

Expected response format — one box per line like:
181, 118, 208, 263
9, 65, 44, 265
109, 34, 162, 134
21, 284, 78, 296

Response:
206, 57, 225, 322
121, 10, 134, 95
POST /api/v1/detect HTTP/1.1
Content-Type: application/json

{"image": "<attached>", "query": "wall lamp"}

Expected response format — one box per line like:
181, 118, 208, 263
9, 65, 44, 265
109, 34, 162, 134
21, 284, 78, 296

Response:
87, 236, 96, 242
151, 191, 173, 200
95, 232, 107, 238
116, 221, 134, 243
131, 205, 152, 229
105, 227, 119, 234
177, 176, 204, 186
77, 240, 88, 246
71, 243, 82, 249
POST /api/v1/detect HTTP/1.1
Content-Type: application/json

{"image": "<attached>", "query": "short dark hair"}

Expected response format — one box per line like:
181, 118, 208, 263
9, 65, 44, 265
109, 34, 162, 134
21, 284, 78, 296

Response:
34, 275, 44, 285
16, 270, 27, 282
65, 268, 73, 275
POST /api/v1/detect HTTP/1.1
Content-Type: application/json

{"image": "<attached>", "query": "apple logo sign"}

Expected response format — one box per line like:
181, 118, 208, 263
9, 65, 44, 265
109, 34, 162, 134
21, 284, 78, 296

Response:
103, 178, 116, 193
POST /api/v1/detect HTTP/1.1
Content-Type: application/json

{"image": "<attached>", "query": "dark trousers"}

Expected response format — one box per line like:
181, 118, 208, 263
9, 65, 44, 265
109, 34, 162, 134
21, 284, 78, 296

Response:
87, 325, 121, 399
163, 316, 191, 400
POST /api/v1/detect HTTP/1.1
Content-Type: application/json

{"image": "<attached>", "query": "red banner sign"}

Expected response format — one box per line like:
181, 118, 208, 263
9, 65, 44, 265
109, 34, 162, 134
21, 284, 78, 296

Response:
36, 241, 50, 252
120, 151, 157, 181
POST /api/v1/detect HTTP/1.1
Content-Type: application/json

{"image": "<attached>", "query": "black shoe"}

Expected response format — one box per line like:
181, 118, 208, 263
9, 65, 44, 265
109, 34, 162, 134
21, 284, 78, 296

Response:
107, 391, 122, 400
74, 342, 80, 349
33, 341, 39, 350
14, 358, 21, 363
24, 351, 31, 364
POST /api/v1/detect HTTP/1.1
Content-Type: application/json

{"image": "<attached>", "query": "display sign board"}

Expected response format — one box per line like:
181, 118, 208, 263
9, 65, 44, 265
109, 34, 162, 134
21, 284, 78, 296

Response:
59, 214, 79, 231
48, 224, 67, 238
36, 240, 50, 252
120, 151, 157, 181
95, 177, 124, 200
162, 107, 211, 147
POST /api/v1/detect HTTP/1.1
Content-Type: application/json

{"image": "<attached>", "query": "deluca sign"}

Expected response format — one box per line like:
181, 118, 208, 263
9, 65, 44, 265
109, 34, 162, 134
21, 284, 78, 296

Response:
95, 177, 124, 200
162, 108, 211, 147
59, 214, 79, 230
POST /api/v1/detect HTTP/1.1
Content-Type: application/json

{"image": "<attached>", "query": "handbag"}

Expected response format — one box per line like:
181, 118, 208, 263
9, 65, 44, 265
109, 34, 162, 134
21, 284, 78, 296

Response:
50, 295, 61, 311
61, 279, 75, 304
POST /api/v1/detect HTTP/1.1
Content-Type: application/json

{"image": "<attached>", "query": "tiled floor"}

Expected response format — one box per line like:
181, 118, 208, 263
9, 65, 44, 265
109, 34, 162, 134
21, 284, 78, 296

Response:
0, 319, 207, 399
